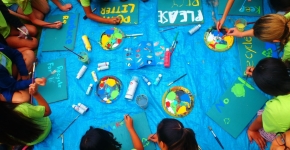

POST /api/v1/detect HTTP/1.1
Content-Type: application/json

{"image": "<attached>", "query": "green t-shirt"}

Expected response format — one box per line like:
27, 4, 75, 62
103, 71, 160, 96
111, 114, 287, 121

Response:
0, 11, 10, 38
80, 0, 90, 7
14, 103, 51, 145
2, 0, 32, 15
262, 94, 290, 133
282, 12, 290, 62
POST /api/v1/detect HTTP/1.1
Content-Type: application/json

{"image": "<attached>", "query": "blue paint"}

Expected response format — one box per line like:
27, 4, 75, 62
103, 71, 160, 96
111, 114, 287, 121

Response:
98, 89, 105, 95
105, 29, 114, 35
215, 100, 225, 113
180, 94, 190, 103
106, 87, 111, 93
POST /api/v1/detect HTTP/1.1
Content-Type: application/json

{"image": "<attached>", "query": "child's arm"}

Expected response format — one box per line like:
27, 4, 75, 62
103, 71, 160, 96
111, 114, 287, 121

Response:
51, 0, 72, 12
217, 0, 235, 30
27, 12, 62, 29
82, 6, 121, 24
125, 115, 144, 150
247, 115, 266, 150
29, 83, 51, 116
227, 28, 254, 37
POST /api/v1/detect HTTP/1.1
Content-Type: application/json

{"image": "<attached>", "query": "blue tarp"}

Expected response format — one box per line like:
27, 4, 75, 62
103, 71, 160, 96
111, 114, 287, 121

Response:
35, 0, 273, 149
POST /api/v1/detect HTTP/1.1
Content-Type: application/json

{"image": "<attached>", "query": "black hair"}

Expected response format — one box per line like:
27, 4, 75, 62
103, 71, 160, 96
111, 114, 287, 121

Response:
252, 58, 290, 96
0, 102, 44, 145
80, 127, 122, 150
157, 118, 198, 150
269, 0, 290, 12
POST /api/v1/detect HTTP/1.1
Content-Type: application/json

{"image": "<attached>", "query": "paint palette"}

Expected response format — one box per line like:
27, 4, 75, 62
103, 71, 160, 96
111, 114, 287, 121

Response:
100, 27, 124, 50
204, 26, 234, 52
162, 86, 194, 117
96, 76, 122, 104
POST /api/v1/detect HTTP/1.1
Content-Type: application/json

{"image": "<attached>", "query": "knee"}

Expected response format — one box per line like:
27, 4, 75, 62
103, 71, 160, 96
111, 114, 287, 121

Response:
35, 12, 44, 20
11, 90, 30, 103
22, 50, 36, 62
30, 38, 39, 49
26, 25, 38, 37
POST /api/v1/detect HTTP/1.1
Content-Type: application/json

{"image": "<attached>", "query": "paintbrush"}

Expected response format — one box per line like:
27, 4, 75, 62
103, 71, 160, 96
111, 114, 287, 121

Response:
61, 134, 64, 150
63, 46, 84, 59
124, 33, 143, 37
30, 62, 36, 103
46, 70, 57, 79
83, 8, 96, 20
17, 27, 33, 40
120, 114, 130, 123
149, 133, 156, 139
159, 27, 177, 32
58, 114, 81, 138
168, 73, 187, 86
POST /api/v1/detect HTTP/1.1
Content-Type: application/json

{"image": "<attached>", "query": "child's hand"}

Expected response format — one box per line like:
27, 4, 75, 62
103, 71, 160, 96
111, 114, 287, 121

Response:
52, 21, 63, 29
227, 28, 243, 37
246, 67, 255, 76
35, 78, 46, 86
60, 4, 72, 11
247, 129, 266, 150
147, 134, 158, 143
124, 114, 134, 131
216, 19, 224, 31
29, 83, 38, 95
107, 17, 121, 25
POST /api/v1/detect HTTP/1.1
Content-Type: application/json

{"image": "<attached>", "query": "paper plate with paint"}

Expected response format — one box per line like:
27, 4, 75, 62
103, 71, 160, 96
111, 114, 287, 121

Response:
96, 76, 122, 104
204, 26, 234, 52
100, 27, 124, 50
162, 86, 194, 117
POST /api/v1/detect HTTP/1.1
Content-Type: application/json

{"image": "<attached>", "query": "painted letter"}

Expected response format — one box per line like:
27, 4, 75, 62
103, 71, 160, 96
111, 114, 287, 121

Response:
187, 11, 194, 22
215, 100, 225, 113
168, 11, 178, 23
128, 4, 135, 13
158, 11, 168, 24
179, 11, 187, 22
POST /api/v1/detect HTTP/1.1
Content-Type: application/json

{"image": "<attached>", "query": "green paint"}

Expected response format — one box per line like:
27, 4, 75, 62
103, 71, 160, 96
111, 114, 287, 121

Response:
114, 32, 123, 39
231, 83, 245, 97
166, 91, 176, 100
223, 98, 229, 104
238, 77, 254, 90
142, 138, 150, 147
110, 90, 119, 99
224, 118, 230, 124
170, 102, 177, 114
262, 48, 273, 57
215, 44, 227, 50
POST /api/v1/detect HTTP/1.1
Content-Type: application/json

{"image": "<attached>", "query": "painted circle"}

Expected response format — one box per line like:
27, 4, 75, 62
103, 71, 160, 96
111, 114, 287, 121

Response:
96, 76, 122, 104
100, 27, 124, 51
204, 26, 234, 52
162, 86, 194, 118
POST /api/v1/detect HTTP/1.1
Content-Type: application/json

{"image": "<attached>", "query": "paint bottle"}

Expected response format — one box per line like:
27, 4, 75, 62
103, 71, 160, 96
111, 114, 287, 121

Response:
76, 65, 87, 79
82, 35, 92, 51
98, 62, 109, 68
142, 76, 151, 86
188, 24, 201, 35
97, 65, 109, 71
78, 103, 89, 112
86, 83, 93, 95
72, 104, 85, 114
125, 76, 139, 100
154, 74, 162, 85
164, 48, 171, 68
91, 71, 98, 82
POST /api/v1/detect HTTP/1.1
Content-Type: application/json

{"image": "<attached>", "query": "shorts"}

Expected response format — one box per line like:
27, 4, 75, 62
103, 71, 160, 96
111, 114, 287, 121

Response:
8, 4, 19, 12
1, 90, 12, 102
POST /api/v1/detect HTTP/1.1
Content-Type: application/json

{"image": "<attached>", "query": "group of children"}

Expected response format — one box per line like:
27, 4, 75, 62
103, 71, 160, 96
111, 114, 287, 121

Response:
1, 0, 290, 149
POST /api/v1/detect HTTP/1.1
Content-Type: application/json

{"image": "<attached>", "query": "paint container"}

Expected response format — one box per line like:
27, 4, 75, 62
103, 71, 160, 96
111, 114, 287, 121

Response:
91, 71, 98, 82
76, 65, 87, 79
97, 65, 109, 71
142, 76, 151, 86
78, 103, 89, 112
188, 24, 201, 35
164, 48, 171, 68
154, 74, 162, 85
78, 51, 90, 64
86, 84, 93, 95
82, 35, 92, 51
72, 104, 86, 114
136, 94, 148, 109
98, 62, 109, 68
235, 18, 247, 32
125, 76, 139, 100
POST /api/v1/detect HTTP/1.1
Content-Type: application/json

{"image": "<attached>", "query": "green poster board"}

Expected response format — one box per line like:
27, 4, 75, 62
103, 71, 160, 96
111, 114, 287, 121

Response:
42, 13, 79, 51
157, 0, 204, 26
218, 0, 263, 16
237, 37, 276, 76
101, 112, 155, 150
35, 58, 68, 103
206, 77, 268, 138
98, 0, 139, 26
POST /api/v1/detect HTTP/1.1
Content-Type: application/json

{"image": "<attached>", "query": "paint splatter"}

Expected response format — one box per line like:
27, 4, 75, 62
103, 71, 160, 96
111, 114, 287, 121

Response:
107, 78, 116, 87
110, 90, 119, 99
231, 83, 245, 97
166, 92, 176, 100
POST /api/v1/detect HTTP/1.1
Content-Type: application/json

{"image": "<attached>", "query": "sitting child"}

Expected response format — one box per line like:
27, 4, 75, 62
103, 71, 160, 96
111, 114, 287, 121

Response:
148, 118, 199, 150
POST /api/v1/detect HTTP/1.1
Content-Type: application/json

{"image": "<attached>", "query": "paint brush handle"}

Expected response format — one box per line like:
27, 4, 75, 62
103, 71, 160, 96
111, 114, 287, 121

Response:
58, 114, 81, 138
125, 33, 143, 37
63, 46, 84, 59
17, 27, 33, 40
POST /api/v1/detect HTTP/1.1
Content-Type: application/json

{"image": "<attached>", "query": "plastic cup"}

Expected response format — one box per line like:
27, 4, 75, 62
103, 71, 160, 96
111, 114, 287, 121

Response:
235, 18, 247, 32
78, 51, 90, 64
136, 94, 148, 109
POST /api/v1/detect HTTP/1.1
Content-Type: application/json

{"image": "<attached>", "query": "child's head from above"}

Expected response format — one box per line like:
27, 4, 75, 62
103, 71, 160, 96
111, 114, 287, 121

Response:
252, 58, 290, 96
157, 118, 199, 150
80, 127, 121, 150
269, 0, 290, 12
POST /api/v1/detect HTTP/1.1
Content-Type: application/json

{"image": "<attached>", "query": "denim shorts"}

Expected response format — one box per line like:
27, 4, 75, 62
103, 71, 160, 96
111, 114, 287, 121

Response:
8, 4, 19, 12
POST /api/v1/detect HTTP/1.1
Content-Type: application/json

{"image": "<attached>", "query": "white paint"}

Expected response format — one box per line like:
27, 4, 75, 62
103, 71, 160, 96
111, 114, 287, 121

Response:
158, 9, 203, 24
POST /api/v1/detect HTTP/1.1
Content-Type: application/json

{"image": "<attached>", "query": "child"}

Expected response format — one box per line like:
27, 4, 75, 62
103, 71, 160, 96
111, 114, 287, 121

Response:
245, 58, 290, 149
271, 131, 290, 150
227, 12, 290, 62
0, 83, 51, 147
2, 0, 63, 29
148, 118, 199, 150
0, 0, 38, 50
5, 0, 72, 20
0, 43, 46, 103
216, 0, 290, 30
80, 115, 144, 150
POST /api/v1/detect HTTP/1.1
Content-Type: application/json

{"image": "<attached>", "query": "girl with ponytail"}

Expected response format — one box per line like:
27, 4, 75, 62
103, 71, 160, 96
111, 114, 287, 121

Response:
148, 118, 199, 150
